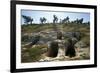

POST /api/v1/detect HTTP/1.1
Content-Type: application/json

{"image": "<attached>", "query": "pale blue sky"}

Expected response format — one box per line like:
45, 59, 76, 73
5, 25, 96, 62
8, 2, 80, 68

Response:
21, 10, 90, 24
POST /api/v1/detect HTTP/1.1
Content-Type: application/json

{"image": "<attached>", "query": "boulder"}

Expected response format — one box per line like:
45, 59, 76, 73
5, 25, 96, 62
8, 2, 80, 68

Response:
64, 32, 81, 40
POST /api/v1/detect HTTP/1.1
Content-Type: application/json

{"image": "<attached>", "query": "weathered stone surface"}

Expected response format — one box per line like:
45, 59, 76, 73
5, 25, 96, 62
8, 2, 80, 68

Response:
75, 41, 87, 48
57, 31, 63, 40
46, 41, 59, 57
64, 32, 81, 40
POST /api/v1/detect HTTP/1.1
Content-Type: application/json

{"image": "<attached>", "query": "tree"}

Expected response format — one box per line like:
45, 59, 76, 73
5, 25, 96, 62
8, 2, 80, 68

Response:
53, 15, 58, 24
52, 15, 58, 31
76, 18, 79, 24
78, 18, 83, 24
84, 21, 90, 26
43, 17, 46, 23
87, 21, 90, 25
30, 18, 33, 24
66, 16, 70, 23
40, 17, 43, 24
73, 18, 83, 24
22, 15, 33, 25
40, 17, 47, 24
62, 16, 69, 24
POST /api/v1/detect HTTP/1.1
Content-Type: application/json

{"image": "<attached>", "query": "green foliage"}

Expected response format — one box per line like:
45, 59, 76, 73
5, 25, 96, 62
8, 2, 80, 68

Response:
21, 45, 48, 62
53, 15, 58, 23
21, 22, 90, 61
28, 47, 42, 61
22, 15, 33, 25
21, 24, 53, 33
40, 17, 47, 24
80, 53, 90, 59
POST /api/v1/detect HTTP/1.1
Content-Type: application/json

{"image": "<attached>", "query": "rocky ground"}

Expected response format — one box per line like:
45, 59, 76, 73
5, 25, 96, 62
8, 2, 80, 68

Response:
21, 29, 90, 62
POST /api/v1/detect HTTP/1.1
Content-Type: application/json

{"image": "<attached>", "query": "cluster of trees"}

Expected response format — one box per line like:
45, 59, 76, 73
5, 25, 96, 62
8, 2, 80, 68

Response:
71, 18, 83, 24
61, 16, 69, 24
22, 15, 89, 25
22, 15, 33, 24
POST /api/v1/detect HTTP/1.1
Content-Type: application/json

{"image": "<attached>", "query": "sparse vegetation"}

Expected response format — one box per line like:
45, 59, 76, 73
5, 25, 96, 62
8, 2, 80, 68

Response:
21, 45, 48, 62
21, 14, 90, 62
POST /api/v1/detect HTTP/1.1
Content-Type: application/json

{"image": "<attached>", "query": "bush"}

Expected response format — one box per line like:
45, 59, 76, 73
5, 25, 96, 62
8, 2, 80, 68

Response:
21, 45, 47, 62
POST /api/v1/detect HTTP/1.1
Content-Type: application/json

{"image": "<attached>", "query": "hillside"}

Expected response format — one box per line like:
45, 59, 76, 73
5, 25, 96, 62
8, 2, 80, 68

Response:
21, 23, 90, 63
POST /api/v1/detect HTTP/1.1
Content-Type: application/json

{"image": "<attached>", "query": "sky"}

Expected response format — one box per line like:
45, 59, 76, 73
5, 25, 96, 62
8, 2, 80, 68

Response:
21, 10, 90, 24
